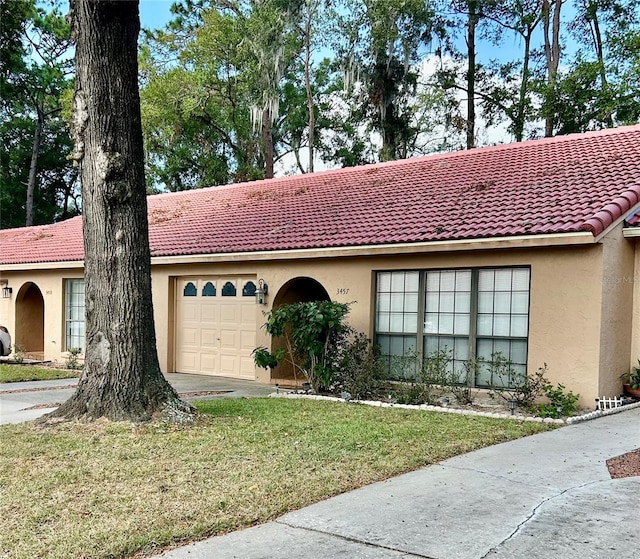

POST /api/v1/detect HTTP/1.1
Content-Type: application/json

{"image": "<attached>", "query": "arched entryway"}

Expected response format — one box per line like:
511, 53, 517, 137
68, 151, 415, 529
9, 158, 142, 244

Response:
15, 282, 45, 359
270, 277, 330, 385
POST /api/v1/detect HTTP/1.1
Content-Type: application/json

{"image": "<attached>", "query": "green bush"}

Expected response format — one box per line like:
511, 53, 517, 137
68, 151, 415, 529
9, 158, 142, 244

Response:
253, 301, 351, 392
65, 347, 83, 370
487, 354, 548, 411
388, 349, 476, 406
334, 332, 386, 400
13, 343, 25, 364
538, 383, 580, 418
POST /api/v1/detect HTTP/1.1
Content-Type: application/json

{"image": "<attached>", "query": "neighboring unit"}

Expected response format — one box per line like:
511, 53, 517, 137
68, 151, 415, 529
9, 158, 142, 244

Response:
1, 125, 640, 406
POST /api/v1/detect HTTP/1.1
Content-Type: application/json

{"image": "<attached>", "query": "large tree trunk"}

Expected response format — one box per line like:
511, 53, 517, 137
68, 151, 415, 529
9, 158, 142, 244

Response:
514, 31, 533, 142
262, 107, 274, 179
304, 15, 314, 173
45, 0, 194, 423
587, 4, 614, 127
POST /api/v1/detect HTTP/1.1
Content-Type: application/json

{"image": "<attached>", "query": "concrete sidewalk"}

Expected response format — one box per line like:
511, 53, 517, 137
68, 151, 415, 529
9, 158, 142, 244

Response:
0, 373, 275, 425
156, 406, 640, 559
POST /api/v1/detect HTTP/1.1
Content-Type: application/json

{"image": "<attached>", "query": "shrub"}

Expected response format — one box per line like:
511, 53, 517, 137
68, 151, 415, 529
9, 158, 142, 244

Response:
253, 301, 351, 392
65, 347, 83, 370
486, 353, 549, 411
13, 343, 26, 364
448, 355, 478, 406
388, 351, 442, 405
334, 332, 386, 400
388, 349, 476, 406
251, 346, 283, 370
538, 383, 580, 418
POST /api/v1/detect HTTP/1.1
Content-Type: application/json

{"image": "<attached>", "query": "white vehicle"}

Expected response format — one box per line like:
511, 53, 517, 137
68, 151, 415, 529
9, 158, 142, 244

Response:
0, 326, 12, 357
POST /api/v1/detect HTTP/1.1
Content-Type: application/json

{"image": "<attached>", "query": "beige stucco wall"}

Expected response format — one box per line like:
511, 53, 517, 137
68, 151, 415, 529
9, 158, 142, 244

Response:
144, 243, 606, 405
630, 238, 640, 374
0, 267, 83, 363
6, 232, 638, 407
598, 224, 637, 397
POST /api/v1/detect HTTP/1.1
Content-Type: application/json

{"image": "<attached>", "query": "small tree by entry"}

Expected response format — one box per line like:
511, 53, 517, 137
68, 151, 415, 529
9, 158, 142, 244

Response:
253, 301, 351, 392
43, 0, 194, 423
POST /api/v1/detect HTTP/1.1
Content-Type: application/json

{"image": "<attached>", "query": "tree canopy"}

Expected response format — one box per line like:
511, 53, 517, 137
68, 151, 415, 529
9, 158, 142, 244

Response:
1, 0, 639, 222
0, 0, 79, 228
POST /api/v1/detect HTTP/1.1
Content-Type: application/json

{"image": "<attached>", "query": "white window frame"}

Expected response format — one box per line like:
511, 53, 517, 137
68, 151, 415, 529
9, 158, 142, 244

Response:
65, 279, 85, 352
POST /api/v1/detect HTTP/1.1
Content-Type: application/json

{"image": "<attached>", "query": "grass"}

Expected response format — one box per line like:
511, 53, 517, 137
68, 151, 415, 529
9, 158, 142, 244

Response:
0, 398, 556, 559
0, 363, 79, 383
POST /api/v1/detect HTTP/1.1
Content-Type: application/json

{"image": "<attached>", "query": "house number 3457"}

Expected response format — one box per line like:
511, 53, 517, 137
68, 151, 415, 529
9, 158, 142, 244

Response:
336, 288, 349, 295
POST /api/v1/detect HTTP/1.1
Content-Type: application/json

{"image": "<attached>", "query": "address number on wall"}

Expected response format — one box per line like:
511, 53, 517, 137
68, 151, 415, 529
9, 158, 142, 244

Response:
336, 288, 350, 295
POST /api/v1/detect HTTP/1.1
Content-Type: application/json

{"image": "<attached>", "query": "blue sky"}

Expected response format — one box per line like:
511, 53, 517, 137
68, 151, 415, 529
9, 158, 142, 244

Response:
139, 0, 174, 31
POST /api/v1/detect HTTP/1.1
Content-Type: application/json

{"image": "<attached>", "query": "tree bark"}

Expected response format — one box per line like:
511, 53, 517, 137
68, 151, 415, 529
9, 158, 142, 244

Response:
304, 15, 314, 173
587, 4, 614, 127
44, 0, 194, 423
262, 107, 274, 179
514, 31, 533, 142
25, 106, 43, 227
543, 0, 562, 137
466, 1, 478, 149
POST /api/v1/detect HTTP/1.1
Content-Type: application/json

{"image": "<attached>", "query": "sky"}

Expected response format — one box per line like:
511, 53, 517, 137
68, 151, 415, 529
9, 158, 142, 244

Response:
138, 0, 174, 31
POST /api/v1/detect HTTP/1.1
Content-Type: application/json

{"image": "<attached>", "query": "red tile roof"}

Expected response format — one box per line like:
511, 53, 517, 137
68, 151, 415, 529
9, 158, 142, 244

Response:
2, 125, 640, 266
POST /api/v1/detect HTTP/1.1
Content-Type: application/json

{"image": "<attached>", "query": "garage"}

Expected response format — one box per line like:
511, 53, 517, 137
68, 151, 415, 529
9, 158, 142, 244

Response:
175, 277, 257, 379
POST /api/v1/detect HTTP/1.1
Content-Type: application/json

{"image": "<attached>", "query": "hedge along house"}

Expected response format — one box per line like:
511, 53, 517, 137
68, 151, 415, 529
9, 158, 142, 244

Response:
1, 125, 639, 406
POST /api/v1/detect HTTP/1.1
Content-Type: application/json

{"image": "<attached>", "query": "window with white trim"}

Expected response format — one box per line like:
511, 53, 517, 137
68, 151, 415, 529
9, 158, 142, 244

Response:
375, 268, 530, 387
65, 279, 85, 352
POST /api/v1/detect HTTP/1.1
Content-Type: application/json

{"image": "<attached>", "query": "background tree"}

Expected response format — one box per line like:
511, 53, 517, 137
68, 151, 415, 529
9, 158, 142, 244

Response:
541, 0, 563, 136
140, 0, 307, 187
47, 0, 194, 423
478, 0, 543, 141
335, 0, 435, 161
0, 0, 79, 228
5, 0, 639, 212
140, 8, 263, 189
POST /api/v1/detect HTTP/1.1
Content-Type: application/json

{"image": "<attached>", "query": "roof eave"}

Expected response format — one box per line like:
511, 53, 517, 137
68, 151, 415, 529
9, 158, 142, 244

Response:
0, 231, 601, 271
150, 231, 598, 266
0, 260, 84, 272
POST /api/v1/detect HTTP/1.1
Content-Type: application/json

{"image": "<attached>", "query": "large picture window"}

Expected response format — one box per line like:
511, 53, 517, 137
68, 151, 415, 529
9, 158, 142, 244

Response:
375, 268, 530, 387
65, 279, 85, 352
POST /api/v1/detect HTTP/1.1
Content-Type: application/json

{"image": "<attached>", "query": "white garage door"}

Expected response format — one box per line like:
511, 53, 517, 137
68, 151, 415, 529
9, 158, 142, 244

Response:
176, 277, 257, 379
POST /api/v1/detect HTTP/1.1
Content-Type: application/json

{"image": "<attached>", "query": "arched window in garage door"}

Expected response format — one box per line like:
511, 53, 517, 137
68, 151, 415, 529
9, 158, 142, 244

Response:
202, 282, 216, 297
183, 282, 197, 297
222, 281, 237, 296
242, 281, 257, 297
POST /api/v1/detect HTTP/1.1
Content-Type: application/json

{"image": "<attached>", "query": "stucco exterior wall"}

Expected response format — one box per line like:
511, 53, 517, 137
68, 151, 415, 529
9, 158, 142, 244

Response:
598, 224, 637, 398
144, 243, 606, 405
0, 238, 621, 407
630, 238, 640, 375
0, 267, 83, 361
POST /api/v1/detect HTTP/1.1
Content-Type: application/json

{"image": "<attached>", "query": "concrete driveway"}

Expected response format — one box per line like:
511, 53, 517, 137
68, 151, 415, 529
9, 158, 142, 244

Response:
0, 372, 275, 425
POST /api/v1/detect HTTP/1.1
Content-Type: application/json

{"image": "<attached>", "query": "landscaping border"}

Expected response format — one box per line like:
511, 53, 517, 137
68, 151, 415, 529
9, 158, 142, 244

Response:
269, 391, 640, 425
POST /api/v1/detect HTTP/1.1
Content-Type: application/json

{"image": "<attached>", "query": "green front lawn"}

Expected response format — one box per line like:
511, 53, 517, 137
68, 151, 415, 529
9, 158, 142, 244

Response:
0, 363, 79, 383
0, 398, 556, 559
